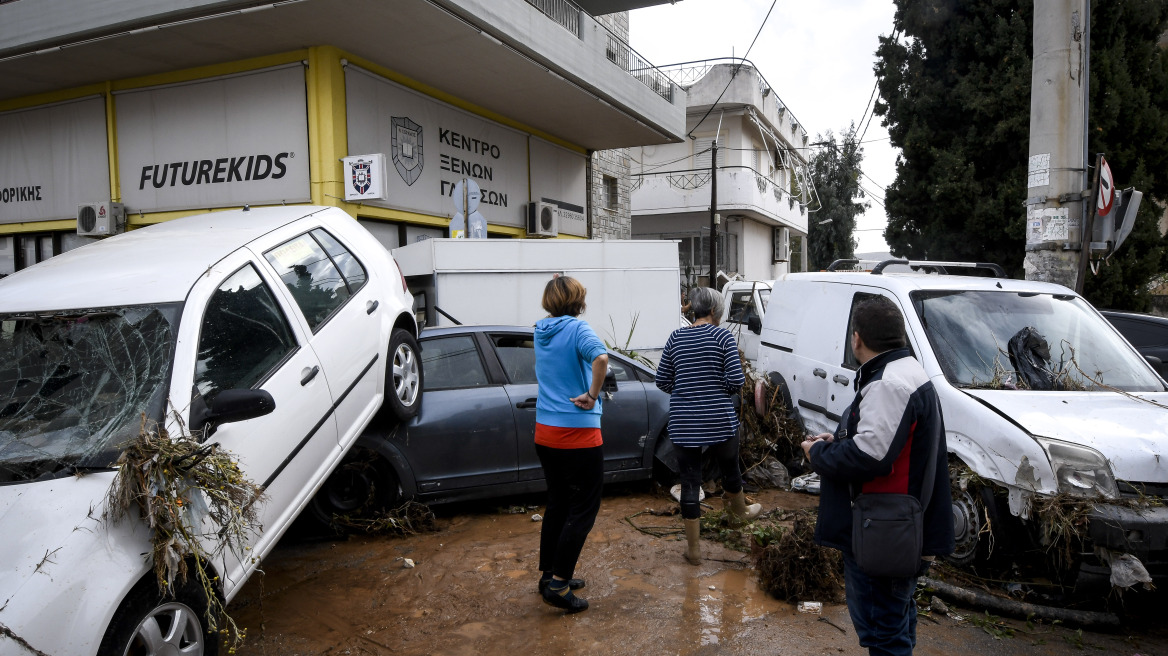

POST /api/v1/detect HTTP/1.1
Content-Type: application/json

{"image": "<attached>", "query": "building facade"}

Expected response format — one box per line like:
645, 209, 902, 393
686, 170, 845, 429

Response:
0, 0, 686, 273
626, 59, 812, 285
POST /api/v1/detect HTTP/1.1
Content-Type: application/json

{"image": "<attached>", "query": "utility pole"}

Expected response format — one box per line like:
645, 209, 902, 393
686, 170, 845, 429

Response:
709, 140, 718, 288
1024, 0, 1088, 288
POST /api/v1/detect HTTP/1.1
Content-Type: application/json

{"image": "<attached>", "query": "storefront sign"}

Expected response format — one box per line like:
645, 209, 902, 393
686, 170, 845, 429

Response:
346, 66, 530, 228
342, 154, 388, 201
117, 65, 310, 212
0, 96, 110, 225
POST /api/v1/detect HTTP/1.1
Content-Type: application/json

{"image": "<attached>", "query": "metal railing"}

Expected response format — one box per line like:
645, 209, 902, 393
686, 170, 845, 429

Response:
604, 33, 673, 102
658, 57, 804, 140
525, 0, 580, 37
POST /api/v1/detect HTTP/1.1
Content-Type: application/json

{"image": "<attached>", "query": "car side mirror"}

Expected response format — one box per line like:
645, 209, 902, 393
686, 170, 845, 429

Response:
747, 315, 762, 335
191, 389, 276, 438
602, 368, 618, 393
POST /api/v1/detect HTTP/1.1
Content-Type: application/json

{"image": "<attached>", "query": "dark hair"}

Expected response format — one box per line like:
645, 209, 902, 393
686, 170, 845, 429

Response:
852, 296, 907, 353
542, 275, 587, 317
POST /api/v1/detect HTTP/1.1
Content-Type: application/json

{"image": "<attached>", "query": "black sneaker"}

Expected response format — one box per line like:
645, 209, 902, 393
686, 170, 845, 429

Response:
541, 584, 589, 613
537, 576, 585, 595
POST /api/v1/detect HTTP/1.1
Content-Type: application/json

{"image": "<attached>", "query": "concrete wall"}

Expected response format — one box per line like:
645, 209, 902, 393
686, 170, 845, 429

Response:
590, 11, 633, 240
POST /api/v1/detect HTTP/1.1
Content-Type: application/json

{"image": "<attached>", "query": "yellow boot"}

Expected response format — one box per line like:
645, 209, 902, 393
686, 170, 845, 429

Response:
684, 518, 702, 565
725, 490, 762, 527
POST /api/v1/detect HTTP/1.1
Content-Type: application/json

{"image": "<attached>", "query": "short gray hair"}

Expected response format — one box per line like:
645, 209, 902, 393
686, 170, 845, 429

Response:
688, 287, 723, 320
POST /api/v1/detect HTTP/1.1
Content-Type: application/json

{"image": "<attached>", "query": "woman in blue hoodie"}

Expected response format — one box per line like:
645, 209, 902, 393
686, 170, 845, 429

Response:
533, 275, 608, 614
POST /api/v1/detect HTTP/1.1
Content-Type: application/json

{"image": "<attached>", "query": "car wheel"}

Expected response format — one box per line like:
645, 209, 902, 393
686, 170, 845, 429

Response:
309, 447, 401, 528
98, 575, 218, 656
946, 485, 1003, 568
387, 328, 423, 420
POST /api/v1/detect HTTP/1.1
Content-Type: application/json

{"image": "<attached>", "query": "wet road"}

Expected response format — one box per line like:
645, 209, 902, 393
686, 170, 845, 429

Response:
228, 487, 1167, 655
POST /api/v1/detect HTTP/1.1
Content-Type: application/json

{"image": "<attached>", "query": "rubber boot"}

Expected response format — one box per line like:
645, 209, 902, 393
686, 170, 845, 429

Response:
725, 490, 762, 526
683, 518, 702, 565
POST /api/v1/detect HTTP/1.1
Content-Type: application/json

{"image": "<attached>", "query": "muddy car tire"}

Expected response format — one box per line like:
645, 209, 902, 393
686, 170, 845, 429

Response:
947, 485, 1003, 567
309, 447, 401, 529
387, 328, 423, 421
98, 575, 218, 656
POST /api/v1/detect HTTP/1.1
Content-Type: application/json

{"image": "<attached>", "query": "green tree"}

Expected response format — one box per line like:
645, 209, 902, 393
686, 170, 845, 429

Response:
874, 0, 1168, 310
807, 126, 868, 270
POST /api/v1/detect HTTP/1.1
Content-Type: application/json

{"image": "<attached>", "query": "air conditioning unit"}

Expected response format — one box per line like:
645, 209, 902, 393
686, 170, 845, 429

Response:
77, 201, 126, 237
526, 201, 559, 238
773, 226, 790, 262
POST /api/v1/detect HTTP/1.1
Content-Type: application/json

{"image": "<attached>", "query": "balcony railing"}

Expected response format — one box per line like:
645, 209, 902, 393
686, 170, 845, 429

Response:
604, 33, 673, 102
658, 57, 804, 141
525, 0, 581, 37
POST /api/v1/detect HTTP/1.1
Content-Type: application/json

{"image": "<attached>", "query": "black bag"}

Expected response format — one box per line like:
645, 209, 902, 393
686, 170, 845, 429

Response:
849, 422, 939, 578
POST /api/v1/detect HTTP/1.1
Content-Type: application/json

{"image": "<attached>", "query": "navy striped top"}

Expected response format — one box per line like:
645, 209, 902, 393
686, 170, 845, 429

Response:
655, 323, 745, 447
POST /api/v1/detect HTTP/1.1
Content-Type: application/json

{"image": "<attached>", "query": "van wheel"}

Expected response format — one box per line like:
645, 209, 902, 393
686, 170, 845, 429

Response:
387, 328, 423, 420
310, 447, 401, 530
947, 485, 1002, 567
98, 575, 218, 656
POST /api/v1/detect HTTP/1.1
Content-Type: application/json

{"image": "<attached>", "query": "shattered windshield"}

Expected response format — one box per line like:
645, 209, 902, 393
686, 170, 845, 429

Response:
911, 291, 1166, 392
0, 305, 179, 483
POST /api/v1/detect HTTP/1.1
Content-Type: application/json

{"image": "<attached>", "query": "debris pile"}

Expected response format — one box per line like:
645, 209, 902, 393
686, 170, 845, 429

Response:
330, 500, 438, 536
737, 362, 805, 477
752, 510, 843, 602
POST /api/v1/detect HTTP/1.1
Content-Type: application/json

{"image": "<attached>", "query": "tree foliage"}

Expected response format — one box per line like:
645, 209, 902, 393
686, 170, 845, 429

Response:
874, 0, 1168, 310
808, 125, 868, 270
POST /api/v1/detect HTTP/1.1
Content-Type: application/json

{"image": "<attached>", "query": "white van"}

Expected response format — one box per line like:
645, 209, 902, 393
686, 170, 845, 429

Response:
757, 260, 1168, 584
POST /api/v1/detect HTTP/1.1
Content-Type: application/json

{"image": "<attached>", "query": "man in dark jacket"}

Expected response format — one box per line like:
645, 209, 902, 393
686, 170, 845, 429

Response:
801, 296, 954, 656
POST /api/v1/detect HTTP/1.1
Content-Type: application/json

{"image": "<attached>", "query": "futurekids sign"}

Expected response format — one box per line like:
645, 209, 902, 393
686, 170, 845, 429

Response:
117, 65, 310, 212
0, 96, 110, 225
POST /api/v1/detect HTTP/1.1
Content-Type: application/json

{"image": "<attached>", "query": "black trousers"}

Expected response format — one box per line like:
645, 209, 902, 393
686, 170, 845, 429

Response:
536, 444, 604, 580
676, 433, 744, 520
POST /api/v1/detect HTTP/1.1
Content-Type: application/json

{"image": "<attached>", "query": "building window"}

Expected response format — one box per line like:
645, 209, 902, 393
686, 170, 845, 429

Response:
603, 175, 618, 210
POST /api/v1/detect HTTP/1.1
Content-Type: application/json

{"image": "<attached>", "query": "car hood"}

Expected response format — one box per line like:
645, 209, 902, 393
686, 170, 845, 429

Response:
0, 472, 116, 600
963, 390, 1168, 483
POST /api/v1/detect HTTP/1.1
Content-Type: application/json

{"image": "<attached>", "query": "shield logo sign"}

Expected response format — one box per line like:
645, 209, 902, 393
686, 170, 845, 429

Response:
351, 159, 372, 194
391, 116, 424, 186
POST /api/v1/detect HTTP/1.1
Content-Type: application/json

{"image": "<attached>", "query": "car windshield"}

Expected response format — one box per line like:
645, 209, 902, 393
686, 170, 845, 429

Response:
911, 290, 1165, 392
0, 304, 179, 483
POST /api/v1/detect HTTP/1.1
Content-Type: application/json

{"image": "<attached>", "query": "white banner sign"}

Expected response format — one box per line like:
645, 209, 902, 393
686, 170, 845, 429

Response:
0, 97, 110, 225
117, 65, 311, 213
346, 66, 530, 228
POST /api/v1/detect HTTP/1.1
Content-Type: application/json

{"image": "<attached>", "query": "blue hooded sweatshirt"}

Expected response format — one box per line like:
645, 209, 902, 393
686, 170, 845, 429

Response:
534, 315, 608, 428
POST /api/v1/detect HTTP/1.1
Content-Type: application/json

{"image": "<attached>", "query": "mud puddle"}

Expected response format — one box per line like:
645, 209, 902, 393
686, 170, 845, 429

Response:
229, 486, 1167, 656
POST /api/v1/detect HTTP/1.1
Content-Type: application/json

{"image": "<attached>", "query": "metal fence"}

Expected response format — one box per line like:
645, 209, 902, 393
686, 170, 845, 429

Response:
525, 0, 580, 37
605, 33, 673, 102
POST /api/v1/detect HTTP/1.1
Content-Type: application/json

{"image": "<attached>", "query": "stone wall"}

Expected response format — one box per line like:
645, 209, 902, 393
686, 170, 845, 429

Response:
590, 11, 632, 240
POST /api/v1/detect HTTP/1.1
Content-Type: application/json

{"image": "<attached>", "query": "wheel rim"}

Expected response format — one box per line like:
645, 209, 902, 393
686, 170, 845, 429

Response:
323, 462, 378, 513
393, 343, 420, 406
124, 601, 204, 656
951, 489, 982, 562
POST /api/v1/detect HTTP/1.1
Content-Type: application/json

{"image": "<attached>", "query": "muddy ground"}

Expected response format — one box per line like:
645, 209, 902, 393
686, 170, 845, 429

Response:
229, 485, 1168, 656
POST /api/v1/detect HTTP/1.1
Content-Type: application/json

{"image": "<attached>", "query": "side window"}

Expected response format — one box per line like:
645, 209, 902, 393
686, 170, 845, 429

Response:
726, 291, 754, 324
607, 358, 635, 382
264, 230, 366, 332
491, 334, 538, 384
421, 336, 490, 390
843, 292, 884, 370
195, 264, 298, 398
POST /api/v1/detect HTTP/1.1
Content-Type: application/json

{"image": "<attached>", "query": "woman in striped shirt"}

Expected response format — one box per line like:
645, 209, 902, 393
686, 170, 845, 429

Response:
656, 287, 760, 565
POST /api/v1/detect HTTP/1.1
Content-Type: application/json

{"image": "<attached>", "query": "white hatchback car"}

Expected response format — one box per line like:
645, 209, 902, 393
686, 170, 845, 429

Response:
0, 206, 421, 655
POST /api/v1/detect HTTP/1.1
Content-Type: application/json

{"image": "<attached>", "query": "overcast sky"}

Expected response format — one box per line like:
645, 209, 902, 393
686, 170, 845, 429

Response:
630, 0, 897, 254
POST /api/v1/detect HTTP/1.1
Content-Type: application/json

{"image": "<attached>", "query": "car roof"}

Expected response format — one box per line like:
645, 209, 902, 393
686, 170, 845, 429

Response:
421, 324, 533, 338
1100, 309, 1168, 325
0, 206, 339, 312
776, 270, 1077, 297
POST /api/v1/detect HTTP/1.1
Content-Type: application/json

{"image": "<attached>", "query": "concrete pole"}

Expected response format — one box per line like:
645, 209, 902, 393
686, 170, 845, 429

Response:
1023, 0, 1088, 288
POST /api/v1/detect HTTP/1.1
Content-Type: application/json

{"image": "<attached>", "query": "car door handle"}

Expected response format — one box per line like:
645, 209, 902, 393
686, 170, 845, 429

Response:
516, 398, 537, 409
301, 366, 320, 386
833, 375, 850, 386
366, 300, 379, 315
813, 368, 827, 379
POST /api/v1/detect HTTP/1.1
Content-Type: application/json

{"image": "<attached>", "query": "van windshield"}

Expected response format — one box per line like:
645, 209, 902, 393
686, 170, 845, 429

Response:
911, 290, 1165, 392
0, 304, 179, 483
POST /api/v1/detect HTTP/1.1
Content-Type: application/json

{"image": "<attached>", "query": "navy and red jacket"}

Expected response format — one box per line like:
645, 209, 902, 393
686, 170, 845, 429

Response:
809, 347, 955, 558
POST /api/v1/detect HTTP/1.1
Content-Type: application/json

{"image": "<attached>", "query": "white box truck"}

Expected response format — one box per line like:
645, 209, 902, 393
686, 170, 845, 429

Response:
392, 238, 681, 351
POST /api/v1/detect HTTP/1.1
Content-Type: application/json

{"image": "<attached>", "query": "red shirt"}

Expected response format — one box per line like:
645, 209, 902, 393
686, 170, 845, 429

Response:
534, 423, 603, 449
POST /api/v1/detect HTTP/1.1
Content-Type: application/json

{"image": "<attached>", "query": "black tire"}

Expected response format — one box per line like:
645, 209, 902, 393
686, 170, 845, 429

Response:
387, 328, 423, 420
98, 574, 218, 656
946, 484, 1004, 567
309, 447, 401, 529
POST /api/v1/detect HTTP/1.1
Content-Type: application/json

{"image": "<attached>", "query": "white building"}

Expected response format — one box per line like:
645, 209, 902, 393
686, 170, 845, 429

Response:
0, 0, 686, 273
628, 59, 812, 284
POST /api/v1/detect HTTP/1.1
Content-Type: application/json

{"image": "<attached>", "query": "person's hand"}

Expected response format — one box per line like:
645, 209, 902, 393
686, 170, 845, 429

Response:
800, 438, 817, 461
571, 392, 596, 410
814, 432, 834, 443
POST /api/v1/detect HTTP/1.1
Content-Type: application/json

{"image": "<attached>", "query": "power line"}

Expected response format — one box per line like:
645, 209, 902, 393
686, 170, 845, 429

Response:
685, 0, 780, 140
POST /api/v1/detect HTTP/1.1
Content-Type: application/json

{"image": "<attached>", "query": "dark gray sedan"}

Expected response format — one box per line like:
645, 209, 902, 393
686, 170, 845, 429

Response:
311, 325, 673, 518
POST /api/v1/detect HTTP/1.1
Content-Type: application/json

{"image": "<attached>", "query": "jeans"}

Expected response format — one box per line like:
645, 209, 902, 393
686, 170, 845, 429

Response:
843, 553, 918, 656
676, 433, 743, 520
535, 444, 604, 580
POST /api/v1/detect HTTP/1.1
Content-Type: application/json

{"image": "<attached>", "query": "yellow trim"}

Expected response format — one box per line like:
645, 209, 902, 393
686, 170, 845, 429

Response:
110, 51, 310, 93
0, 220, 77, 234
340, 51, 587, 156
347, 205, 449, 229
105, 82, 120, 203
305, 46, 348, 207
0, 85, 107, 113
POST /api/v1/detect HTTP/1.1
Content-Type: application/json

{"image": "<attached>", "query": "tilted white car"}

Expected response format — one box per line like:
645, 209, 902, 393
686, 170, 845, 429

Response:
0, 206, 421, 655
758, 260, 1168, 585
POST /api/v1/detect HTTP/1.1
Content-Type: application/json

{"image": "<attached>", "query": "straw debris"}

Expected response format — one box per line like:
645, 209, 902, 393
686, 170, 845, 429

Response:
752, 509, 843, 602
328, 500, 438, 536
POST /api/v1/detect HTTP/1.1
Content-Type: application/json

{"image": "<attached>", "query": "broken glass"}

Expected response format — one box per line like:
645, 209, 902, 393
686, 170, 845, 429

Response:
0, 304, 179, 483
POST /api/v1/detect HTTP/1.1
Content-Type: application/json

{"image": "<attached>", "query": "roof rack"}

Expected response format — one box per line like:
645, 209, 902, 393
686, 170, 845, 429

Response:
824, 259, 1007, 278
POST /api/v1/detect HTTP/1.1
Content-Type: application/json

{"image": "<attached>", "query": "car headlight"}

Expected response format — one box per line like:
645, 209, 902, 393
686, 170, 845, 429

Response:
1036, 437, 1119, 500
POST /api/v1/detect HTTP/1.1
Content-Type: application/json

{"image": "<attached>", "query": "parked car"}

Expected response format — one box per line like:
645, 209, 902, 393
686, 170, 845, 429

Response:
310, 325, 673, 518
0, 206, 421, 656
757, 260, 1168, 584
1101, 309, 1168, 378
